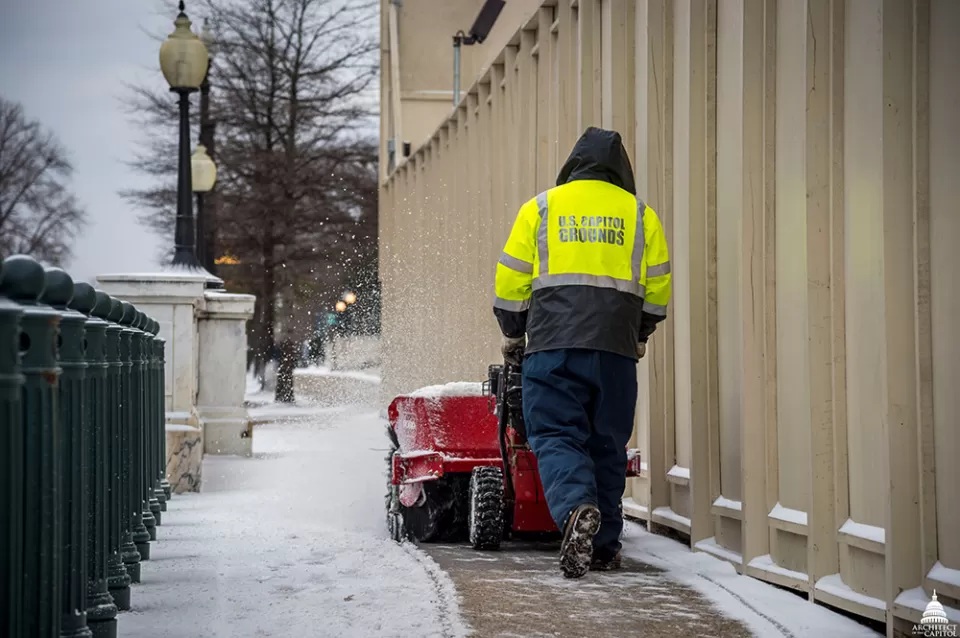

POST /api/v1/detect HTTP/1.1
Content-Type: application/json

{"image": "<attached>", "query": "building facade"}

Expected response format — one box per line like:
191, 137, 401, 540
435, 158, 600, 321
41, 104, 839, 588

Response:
378, 1, 960, 635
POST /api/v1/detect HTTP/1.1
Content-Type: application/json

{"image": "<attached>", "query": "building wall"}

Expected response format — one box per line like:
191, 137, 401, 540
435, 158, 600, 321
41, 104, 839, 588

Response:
379, 0, 542, 180
378, 0, 960, 634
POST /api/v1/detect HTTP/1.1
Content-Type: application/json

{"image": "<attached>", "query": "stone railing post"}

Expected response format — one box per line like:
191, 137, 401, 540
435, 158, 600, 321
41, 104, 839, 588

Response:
0, 259, 25, 637
2, 256, 63, 637
78, 289, 117, 638
41, 268, 94, 638
101, 297, 130, 609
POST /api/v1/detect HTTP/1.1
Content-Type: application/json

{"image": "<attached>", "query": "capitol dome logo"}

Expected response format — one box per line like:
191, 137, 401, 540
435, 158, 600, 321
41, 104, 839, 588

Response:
913, 591, 958, 637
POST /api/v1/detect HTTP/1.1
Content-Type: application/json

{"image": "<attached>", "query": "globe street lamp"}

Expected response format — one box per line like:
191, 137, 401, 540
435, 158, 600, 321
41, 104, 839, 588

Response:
343, 291, 357, 305
197, 19, 219, 276
191, 144, 216, 271
159, 1, 213, 277
335, 301, 347, 313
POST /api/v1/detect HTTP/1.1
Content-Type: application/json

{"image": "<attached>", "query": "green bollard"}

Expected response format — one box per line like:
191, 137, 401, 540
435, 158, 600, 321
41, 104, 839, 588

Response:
148, 320, 167, 513
0, 260, 25, 638
76, 289, 117, 638
3, 255, 63, 637
134, 312, 158, 542
41, 269, 93, 638
119, 302, 150, 565
116, 300, 142, 583
143, 317, 163, 526
101, 298, 131, 608
154, 323, 170, 502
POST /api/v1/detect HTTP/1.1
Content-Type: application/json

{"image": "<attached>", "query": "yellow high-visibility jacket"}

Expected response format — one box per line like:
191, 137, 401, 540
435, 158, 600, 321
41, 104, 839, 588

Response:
493, 127, 671, 360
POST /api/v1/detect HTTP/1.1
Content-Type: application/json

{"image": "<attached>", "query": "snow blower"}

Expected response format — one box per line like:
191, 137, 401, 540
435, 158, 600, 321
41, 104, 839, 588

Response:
386, 361, 642, 549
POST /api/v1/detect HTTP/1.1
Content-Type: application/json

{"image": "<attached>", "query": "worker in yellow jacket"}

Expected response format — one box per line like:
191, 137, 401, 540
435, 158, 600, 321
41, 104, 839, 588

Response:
493, 127, 671, 578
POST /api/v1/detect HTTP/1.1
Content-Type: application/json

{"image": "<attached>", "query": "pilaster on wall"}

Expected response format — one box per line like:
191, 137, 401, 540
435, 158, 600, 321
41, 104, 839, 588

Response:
672, 0, 718, 546
639, 0, 678, 538
376, 2, 960, 631
882, 1, 926, 634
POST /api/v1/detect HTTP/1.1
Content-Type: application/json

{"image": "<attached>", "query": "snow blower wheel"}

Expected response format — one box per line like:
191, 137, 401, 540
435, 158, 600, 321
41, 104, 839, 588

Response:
468, 466, 504, 550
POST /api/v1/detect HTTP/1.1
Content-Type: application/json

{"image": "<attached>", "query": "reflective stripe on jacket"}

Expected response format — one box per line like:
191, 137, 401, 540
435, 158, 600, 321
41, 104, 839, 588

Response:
493, 127, 671, 360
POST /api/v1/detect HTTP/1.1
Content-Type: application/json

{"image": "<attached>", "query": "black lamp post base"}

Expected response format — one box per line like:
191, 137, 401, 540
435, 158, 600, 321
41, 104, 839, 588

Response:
161, 480, 172, 499
135, 540, 151, 561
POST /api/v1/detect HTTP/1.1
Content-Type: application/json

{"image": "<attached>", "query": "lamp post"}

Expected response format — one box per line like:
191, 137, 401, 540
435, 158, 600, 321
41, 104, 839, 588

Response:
197, 20, 219, 276
191, 144, 217, 272
159, 1, 218, 282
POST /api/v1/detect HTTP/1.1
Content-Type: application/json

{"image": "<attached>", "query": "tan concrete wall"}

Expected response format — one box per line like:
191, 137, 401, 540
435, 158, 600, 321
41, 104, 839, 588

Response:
379, 0, 960, 633
379, 0, 542, 179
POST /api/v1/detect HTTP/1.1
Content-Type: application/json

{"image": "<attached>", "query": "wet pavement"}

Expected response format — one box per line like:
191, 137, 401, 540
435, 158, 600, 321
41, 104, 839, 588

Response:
424, 540, 754, 638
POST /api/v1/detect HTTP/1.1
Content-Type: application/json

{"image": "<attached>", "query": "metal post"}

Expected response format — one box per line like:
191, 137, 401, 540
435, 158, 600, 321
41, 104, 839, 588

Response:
79, 289, 117, 638
146, 320, 166, 513
198, 46, 219, 276
3, 255, 63, 637
0, 260, 25, 638
120, 304, 151, 564
116, 302, 142, 583
102, 298, 130, 609
41, 269, 94, 638
172, 88, 202, 270
452, 34, 461, 107
138, 313, 161, 535
156, 327, 170, 500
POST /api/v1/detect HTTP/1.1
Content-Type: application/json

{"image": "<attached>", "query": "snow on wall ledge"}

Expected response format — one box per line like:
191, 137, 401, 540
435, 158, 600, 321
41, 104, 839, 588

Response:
406, 382, 485, 398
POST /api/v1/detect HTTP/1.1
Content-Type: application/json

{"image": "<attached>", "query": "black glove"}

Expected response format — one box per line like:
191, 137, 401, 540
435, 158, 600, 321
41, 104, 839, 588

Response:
501, 335, 525, 365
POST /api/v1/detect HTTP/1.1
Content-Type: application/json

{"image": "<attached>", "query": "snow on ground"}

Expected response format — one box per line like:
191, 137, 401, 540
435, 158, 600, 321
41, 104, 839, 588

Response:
620, 523, 881, 637
121, 407, 468, 638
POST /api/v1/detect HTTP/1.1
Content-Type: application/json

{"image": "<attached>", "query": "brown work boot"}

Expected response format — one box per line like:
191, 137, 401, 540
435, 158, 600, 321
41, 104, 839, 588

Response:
590, 551, 622, 571
559, 504, 601, 579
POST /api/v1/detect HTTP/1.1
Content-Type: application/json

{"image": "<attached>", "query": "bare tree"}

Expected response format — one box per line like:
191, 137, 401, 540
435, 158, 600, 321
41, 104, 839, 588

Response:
122, 0, 380, 386
0, 97, 87, 264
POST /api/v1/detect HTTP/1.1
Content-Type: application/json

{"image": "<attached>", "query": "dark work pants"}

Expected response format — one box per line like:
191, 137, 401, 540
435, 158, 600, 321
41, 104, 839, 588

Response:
522, 349, 637, 559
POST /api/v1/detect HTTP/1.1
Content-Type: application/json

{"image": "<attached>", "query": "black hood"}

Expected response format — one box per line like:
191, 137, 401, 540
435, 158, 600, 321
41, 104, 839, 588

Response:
556, 127, 636, 195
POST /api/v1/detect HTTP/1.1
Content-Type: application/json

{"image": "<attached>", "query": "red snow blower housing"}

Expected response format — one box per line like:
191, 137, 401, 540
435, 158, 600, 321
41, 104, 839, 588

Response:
386, 362, 643, 549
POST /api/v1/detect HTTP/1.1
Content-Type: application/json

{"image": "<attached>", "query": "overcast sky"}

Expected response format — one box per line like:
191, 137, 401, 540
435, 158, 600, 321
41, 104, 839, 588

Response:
0, 0, 183, 283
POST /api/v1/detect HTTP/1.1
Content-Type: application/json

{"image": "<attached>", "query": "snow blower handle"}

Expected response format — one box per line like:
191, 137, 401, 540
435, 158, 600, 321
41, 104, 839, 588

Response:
486, 361, 524, 508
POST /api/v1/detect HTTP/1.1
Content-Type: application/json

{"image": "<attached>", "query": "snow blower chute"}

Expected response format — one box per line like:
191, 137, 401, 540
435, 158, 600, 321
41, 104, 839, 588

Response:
386, 362, 643, 549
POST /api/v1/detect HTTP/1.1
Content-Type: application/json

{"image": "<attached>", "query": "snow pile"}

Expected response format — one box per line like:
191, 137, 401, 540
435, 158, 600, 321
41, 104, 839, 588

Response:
407, 382, 485, 398
121, 409, 468, 638
621, 523, 880, 637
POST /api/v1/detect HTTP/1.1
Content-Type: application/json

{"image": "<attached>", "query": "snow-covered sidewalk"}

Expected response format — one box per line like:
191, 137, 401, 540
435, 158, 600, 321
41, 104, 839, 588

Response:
125, 385, 879, 638
121, 409, 467, 638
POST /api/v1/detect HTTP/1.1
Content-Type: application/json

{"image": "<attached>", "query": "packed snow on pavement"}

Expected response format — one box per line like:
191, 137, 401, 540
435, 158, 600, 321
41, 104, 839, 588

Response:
125, 372, 881, 638
120, 407, 468, 638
